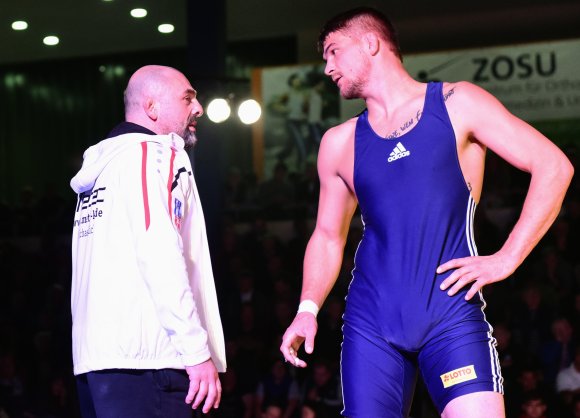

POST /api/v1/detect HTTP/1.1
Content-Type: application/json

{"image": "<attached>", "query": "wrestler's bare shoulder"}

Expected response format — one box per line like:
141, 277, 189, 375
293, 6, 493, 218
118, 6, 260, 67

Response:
443, 80, 512, 143
317, 117, 357, 186
443, 81, 499, 117
320, 116, 357, 150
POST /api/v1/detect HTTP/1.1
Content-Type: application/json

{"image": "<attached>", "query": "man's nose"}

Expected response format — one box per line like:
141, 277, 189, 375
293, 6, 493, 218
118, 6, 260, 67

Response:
324, 60, 333, 76
192, 100, 204, 117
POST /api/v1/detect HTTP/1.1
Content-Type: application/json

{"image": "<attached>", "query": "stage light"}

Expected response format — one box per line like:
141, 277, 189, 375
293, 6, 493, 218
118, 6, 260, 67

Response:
43, 36, 59, 46
158, 24, 174, 34
12, 21, 28, 31
207, 98, 231, 123
130, 8, 147, 18
237, 99, 261, 125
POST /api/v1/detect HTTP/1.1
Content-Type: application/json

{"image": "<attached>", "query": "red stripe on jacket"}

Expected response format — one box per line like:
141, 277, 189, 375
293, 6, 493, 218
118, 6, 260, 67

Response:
167, 149, 176, 218
141, 142, 150, 230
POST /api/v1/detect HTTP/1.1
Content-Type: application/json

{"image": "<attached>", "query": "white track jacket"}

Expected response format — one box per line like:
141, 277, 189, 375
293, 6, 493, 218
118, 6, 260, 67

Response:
70, 128, 226, 375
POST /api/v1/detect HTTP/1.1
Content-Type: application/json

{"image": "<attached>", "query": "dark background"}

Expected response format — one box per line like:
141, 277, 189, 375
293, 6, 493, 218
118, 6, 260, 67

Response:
0, 1, 579, 417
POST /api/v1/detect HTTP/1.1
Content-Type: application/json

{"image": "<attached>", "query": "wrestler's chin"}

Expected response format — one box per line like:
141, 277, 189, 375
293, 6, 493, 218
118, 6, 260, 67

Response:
340, 86, 363, 100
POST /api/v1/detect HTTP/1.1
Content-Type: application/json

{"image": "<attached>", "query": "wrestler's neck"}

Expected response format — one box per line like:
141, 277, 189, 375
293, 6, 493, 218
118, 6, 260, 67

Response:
364, 58, 425, 119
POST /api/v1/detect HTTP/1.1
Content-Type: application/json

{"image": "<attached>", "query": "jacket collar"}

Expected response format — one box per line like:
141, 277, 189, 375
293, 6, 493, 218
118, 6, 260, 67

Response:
106, 122, 155, 139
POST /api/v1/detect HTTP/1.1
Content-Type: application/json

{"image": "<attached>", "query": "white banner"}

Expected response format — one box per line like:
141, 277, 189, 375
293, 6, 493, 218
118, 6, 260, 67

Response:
342, 38, 580, 122
257, 39, 580, 176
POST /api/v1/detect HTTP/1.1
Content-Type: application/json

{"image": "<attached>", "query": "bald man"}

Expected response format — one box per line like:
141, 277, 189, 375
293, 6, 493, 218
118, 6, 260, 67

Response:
70, 65, 226, 418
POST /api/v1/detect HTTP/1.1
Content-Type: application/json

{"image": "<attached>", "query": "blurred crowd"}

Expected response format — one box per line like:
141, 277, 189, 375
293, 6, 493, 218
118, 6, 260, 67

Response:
0, 144, 578, 418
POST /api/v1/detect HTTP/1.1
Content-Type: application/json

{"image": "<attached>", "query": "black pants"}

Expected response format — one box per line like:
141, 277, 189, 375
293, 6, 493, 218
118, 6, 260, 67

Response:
76, 369, 194, 418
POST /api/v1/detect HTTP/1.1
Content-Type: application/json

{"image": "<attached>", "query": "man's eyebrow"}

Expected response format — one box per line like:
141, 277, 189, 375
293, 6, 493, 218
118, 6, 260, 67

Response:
323, 42, 335, 59
185, 88, 197, 97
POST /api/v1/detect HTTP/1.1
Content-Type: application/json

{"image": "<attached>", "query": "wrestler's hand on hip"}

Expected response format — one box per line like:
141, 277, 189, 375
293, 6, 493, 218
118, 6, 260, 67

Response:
437, 252, 516, 301
185, 359, 222, 413
280, 312, 318, 368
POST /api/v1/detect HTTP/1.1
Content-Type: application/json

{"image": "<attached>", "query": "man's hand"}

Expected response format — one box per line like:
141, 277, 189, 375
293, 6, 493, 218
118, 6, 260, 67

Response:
280, 312, 318, 368
184, 359, 221, 413
437, 252, 516, 300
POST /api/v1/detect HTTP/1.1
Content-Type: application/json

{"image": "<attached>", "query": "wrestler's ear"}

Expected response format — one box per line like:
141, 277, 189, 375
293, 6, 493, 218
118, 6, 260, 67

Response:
363, 32, 380, 56
144, 98, 158, 121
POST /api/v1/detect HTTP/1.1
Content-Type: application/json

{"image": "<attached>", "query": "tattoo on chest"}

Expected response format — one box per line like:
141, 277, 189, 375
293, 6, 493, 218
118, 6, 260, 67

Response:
385, 87, 456, 139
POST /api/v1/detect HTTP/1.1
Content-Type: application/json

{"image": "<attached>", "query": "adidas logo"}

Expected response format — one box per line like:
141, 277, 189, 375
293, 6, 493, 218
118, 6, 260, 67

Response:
388, 142, 411, 163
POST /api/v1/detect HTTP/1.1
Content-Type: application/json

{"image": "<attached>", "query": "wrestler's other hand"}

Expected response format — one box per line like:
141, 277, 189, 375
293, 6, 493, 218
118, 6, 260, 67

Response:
280, 312, 318, 368
185, 359, 222, 413
437, 252, 516, 301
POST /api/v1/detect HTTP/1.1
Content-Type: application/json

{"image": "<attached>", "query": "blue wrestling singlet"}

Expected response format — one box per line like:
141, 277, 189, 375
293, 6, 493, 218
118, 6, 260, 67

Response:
341, 82, 503, 417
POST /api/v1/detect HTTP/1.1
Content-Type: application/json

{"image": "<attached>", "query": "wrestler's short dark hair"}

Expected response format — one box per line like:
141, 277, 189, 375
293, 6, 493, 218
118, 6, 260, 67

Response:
318, 7, 402, 61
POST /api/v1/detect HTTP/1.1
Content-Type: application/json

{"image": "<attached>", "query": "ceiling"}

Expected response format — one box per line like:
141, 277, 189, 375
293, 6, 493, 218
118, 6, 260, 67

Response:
0, 0, 188, 64
2, 0, 580, 65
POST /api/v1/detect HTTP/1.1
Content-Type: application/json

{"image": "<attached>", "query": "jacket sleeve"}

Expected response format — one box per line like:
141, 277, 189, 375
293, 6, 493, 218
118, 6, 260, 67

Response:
125, 141, 211, 366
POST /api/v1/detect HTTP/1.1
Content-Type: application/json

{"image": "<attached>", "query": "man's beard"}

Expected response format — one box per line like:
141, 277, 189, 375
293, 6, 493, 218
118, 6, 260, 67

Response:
341, 78, 365, 100
181, 117, 198, 148
183, 130, 197, 148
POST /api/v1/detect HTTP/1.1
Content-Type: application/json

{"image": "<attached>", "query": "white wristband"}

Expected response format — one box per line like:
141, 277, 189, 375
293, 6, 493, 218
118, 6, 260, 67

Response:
297, 299, 319, 317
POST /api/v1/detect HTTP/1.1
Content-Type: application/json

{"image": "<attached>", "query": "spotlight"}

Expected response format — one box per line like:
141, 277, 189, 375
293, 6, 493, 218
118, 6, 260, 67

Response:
43, 36, 59, 46
158, 24, 174, 34
207, 98, 231, 123
130, 8, 147, 18
237, 99, 262, 125
12, 21, 28, 30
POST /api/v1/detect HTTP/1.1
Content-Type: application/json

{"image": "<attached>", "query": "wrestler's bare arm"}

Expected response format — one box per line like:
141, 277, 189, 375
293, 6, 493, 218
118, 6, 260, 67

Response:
302, 121, 358, 307
280, 120, 357, 367
439, 81, 574, 299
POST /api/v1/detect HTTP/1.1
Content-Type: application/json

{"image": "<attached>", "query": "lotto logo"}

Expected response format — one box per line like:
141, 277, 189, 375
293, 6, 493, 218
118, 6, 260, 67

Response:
440, 365, 477, 388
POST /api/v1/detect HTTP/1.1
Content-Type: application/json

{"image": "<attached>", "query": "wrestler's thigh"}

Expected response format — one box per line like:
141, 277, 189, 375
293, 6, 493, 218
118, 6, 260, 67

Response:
341, 324, 418, 418
442, 391, 505, 418
419, 328, 503, 414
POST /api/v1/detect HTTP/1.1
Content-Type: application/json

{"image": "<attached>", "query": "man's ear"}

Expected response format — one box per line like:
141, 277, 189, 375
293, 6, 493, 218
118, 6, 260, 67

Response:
363, 32, 380, 56
144, 98, 158, 121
